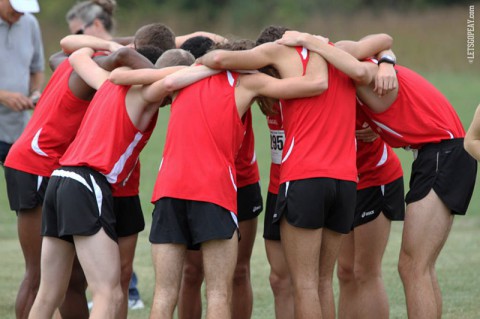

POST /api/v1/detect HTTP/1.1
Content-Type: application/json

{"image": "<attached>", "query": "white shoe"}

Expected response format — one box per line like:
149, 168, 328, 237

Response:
128, 299, 145, 310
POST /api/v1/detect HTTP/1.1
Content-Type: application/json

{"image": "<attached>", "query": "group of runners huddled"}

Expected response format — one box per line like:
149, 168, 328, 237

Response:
2, 1, 479, 319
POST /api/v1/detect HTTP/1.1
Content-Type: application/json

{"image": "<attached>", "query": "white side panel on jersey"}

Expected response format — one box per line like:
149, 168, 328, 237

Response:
105, 132, 143, 184
376, 143, 388, 167
31, 128, 48, 157
371, 120, 403, 137
282, 137, 295, 163
227, 71, 235, 87
229, 166, 237, 191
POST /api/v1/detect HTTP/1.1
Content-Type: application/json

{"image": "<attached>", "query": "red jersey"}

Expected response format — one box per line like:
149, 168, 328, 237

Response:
5, 59, 91, 176
280, 46, 357, 184
267, 102, 283, 194
356, 106, 403, 190
358, 65, 465, 149
60, 80, 157, 190
151, 71, 245, 214
235, 109, 260, 188
110, 160, 140, 197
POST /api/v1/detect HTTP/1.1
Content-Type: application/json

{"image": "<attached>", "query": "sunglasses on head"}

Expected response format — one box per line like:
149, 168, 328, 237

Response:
75, 20, 94, 35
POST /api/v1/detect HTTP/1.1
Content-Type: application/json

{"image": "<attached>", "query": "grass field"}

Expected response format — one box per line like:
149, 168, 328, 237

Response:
0, 71, 479, 318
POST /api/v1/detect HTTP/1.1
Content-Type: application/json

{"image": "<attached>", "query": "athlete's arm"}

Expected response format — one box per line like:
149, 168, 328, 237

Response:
464, 104, 480, 161
60, 35, 123, 54
198, 42, 278, 70
329, 34, 397, 96
175, 31, 226, 47
335, 33, 393, 60
243, 70, 328, 101
48, 51, 68, 71
95, 47, 154, 73
109, 65, 186, 85
277, 31, 376, 85
69, 48, 110, 90
141, 65, 220, 103
356, 126, 379, 143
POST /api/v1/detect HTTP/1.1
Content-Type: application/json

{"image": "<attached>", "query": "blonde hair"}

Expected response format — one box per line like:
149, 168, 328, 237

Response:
155, 49, 195, 68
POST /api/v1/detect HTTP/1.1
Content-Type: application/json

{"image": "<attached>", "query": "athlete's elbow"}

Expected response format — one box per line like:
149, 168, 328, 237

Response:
378, 33, 393, 49
209, 51, 230, 69
59, 36, 75, 54
352, 68, 372, 86
311, 77, 328, 94
162, 77, 179, 93
108, 70, 122, 84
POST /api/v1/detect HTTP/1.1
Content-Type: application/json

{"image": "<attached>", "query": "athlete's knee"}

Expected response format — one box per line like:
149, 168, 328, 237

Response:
120, 263, 133, 293
67, 265, 87, 294
269, 270, 291, 298
182, 262, 204, 288
336, 263, 355, 284
233, 263, 250, 286
93, 285, 123, 309
353, 262, 382, 284
23, 269, 41, 294
398, 249, 430, 282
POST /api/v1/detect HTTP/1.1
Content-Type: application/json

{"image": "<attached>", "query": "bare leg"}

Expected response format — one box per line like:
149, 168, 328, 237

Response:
203, 233, 238, 319
398, 190, 453, 319
281, 219, 323, 319
336, 232, 356, 319
28, 237, 76, 319
318, 228, 343, 319
352, 214, 391, 319
59, 256, 89, 319
233, 218, 257, 319
178, 250, 204, 319
74, 229, 123, 319
264, 239, 294, 319
150, 243, 186, 319
16, 206, 42, 319
117, 234, 139, 319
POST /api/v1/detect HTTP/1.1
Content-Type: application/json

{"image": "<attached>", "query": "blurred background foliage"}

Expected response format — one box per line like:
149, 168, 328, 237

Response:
35, 0, 478, 74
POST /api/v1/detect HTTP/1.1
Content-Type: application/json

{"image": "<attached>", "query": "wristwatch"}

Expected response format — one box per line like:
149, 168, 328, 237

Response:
378, 54, 396, 66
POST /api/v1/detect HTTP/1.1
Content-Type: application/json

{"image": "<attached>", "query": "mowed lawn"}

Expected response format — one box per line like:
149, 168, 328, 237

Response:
0, 72, 479, 318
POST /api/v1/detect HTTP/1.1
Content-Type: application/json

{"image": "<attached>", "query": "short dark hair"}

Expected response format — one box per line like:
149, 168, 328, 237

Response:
180, 36, 215, 59
256, 25, 290, 46
155, 49, 195, 68
134, 23, 176, 52
135, 45, 164, 64
212, 39, 255, 51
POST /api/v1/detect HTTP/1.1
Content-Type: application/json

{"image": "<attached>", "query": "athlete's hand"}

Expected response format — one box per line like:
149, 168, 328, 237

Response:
0, 91, 34, 111
356, 125, 379, 143
276, 30, 310, 47
374, 63, 397, 97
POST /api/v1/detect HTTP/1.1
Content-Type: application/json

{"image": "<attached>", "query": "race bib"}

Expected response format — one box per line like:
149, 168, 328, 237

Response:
270, 130, 285, 164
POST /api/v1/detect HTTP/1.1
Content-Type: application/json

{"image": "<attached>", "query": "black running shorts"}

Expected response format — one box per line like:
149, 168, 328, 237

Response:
5, 167, 48, 211
237, 182, 263, 222
149, 197, 238, 249
405, 139, 477, 215
275, 178, 357, 234
42, 166, 116, 242
354, 177, 405, 228
114, 195, 145, 237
